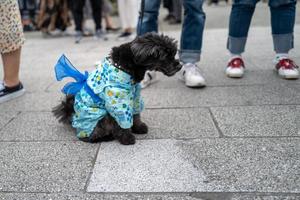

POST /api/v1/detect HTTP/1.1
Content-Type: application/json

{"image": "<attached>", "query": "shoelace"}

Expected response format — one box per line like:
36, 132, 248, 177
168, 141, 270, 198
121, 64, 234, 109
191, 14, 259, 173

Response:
228, 58, 245, 68
185, 65, 201, 76
277, 58, 299, 70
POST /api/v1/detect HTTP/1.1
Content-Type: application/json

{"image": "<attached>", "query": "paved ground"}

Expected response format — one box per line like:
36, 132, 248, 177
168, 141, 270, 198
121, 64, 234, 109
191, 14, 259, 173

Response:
1, 3, 300, 200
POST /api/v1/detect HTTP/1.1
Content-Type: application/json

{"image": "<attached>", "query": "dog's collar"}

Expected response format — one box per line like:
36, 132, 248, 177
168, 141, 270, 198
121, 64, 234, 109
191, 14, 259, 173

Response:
106, 56, 132, 77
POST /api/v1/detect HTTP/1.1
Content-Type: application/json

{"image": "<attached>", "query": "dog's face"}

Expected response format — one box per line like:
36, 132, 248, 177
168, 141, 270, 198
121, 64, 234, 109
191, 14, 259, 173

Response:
130, 33, 182, 77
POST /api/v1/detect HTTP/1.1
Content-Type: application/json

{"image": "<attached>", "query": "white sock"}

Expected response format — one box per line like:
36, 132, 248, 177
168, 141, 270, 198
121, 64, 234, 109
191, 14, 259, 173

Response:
275, 53, 289, 62
229, 53, 242, 61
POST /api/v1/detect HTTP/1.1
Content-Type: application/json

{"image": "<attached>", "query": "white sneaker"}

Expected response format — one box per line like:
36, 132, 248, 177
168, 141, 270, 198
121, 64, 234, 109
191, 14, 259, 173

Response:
275, 58, 299, 80
178, 63, 206, 87
141, 71, 158, 88
226, 57, 245, 78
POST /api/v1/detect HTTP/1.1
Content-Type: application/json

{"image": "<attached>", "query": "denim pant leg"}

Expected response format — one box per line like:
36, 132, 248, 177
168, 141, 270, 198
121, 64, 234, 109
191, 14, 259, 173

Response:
227, 0, 258, 54
269, 0, 297, 53
179, 0, 205, 64
137, 0, 161, 35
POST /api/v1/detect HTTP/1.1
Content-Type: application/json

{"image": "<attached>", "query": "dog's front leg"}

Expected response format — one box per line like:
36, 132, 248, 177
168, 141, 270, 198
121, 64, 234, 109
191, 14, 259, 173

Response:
113, 128, 136, 145
131, 114, 148, 134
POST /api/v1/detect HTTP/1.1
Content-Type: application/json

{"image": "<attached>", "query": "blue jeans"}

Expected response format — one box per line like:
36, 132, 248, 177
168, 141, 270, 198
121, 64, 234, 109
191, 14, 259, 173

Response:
228, 0, 297, 54
137, 0, 206, 64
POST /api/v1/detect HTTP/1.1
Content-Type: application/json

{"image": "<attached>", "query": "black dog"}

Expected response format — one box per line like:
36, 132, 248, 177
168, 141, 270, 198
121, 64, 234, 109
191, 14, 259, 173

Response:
53, 33, 181, 145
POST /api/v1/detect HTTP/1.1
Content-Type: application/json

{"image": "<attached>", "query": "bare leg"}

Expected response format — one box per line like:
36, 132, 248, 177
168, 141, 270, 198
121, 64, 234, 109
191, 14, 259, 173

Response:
2, 48, 21, 87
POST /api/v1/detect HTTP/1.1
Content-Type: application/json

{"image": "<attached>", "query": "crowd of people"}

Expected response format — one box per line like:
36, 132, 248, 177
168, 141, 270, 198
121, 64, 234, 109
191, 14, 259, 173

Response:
17, 0, 143, 41
0, 0, 299, 104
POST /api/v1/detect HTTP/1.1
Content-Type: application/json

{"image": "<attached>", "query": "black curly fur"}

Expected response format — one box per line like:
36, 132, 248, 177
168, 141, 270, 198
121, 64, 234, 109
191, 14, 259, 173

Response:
53, 33, 181, 145
52, 95, 75, 125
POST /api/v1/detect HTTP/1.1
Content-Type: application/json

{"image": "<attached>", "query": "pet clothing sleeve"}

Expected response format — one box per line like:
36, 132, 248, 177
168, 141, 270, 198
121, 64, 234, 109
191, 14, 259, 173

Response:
133, 84, 144, 114
104, 86, 134, 129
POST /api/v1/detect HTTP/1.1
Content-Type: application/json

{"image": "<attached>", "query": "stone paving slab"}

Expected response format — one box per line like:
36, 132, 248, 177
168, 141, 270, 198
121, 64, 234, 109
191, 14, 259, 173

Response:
0, 92, 61, 112
0, 112, 19, 130
0, 142, 98, 193
0, 108, 218, 142
131, 69, 300, 90
137, 108, 219, 139
88, 138, 300, 193
0, 192, 299, 200
0, 112, 76, 141
142, 84, 300, 108
211, 105, 300, 137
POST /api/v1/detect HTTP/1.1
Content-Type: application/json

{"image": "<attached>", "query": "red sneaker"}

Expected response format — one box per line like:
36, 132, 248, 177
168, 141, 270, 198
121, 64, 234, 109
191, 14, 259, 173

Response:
275, 58, 299, 79
226, 57, 245, 78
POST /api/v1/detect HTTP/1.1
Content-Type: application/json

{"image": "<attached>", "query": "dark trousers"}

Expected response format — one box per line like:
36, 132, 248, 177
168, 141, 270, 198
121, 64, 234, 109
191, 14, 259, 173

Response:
18, 0, 37, 20
72, 0, 102, 31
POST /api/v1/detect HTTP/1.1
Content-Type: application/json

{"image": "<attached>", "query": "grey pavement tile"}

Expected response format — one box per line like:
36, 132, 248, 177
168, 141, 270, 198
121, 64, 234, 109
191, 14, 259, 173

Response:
0, 112, 76, 141
179, 138, 300, 193
142, 84, 300, 108
88, 138, 300, 193
0, 92, 61, 112
1, 192, 299, 200
210, 105, 300, 137
87, 139, 205, 192
0, 112, 19, 131
0, 142, 99, 192
0, 193, 202, 200
138, 108, 218, 139
140, 69, 300, 90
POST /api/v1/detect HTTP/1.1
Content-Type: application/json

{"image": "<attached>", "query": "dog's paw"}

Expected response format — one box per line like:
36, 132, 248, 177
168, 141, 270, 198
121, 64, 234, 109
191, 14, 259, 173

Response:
132, 122, 148, 134
119, 133, 136, 145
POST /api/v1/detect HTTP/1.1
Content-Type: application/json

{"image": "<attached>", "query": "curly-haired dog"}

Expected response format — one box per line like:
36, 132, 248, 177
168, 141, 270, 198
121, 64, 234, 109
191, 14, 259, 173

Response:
53, 33, 181, 145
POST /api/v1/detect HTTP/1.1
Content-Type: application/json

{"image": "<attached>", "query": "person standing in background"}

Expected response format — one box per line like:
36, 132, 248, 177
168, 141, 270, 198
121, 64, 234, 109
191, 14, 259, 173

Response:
137, 0, 206, 88
0, 0, 26, 103
18, 0, 38, 31
102, 0, 120, 32
225, 0, 299, 79
117, 0, 139, 40
71, 0, 105, 43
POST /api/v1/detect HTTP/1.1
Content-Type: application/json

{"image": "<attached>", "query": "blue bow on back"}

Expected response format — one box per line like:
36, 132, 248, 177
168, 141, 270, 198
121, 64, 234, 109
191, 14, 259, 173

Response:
54, 54, 88, 95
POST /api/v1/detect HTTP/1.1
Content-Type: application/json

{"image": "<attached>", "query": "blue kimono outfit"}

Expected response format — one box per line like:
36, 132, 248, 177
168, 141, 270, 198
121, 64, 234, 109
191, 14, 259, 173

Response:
55, 55, 144, 139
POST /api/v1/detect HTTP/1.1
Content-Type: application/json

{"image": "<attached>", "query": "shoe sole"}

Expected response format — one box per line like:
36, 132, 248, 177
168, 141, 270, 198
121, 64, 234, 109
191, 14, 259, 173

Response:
182, 78, 206, 88
0, 88, 25, 104
279, 74, 299, 80
275, 69, 299, 80
226, 73, 243, 78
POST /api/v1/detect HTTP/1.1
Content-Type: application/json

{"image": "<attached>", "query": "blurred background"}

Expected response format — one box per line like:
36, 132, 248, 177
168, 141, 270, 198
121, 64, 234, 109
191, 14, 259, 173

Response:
18, 0, 300, 39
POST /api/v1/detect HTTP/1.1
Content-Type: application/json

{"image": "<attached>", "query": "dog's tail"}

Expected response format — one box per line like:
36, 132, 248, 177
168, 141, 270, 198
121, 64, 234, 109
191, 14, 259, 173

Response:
52, 95, 75, 125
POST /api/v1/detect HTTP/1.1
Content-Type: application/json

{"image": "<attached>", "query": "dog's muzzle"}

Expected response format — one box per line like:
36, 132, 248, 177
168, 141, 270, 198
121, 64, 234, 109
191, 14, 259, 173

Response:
164, 63, 182, 76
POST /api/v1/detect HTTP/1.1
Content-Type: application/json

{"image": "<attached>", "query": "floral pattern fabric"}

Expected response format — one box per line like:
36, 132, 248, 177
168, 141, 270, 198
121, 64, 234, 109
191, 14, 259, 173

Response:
72, 57, 144, 139
0, 0, 25, 54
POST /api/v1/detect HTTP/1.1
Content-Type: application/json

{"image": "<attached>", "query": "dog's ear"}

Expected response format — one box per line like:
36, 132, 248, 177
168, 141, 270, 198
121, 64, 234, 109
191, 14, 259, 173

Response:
130, 33, 178, 64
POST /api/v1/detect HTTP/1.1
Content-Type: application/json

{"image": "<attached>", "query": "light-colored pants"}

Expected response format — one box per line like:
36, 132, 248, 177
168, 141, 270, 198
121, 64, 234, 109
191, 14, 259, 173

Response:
117, 0, 139, 29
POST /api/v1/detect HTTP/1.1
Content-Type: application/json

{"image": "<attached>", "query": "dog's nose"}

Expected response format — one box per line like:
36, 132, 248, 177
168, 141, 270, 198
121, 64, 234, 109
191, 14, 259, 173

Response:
176, 63, 182, 71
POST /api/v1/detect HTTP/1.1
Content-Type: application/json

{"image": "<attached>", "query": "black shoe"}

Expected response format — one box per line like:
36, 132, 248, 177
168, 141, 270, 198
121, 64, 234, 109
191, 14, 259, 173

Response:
106, 27, 121, 33
117, 32, 135, 41
168, 18, 182, 25
0, 82, 25, 104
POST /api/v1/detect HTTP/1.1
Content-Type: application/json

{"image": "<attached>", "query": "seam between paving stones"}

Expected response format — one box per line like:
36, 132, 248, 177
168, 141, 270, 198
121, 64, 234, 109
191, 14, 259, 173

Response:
22, 82, 300, 94
0, 111, 22, 132
0, 135, 299, 143
145, 103, 300, 110
12, 103, 300, 113
83, 143, 102, 193
208, 108, 225, 138
0, 191, 299, 196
